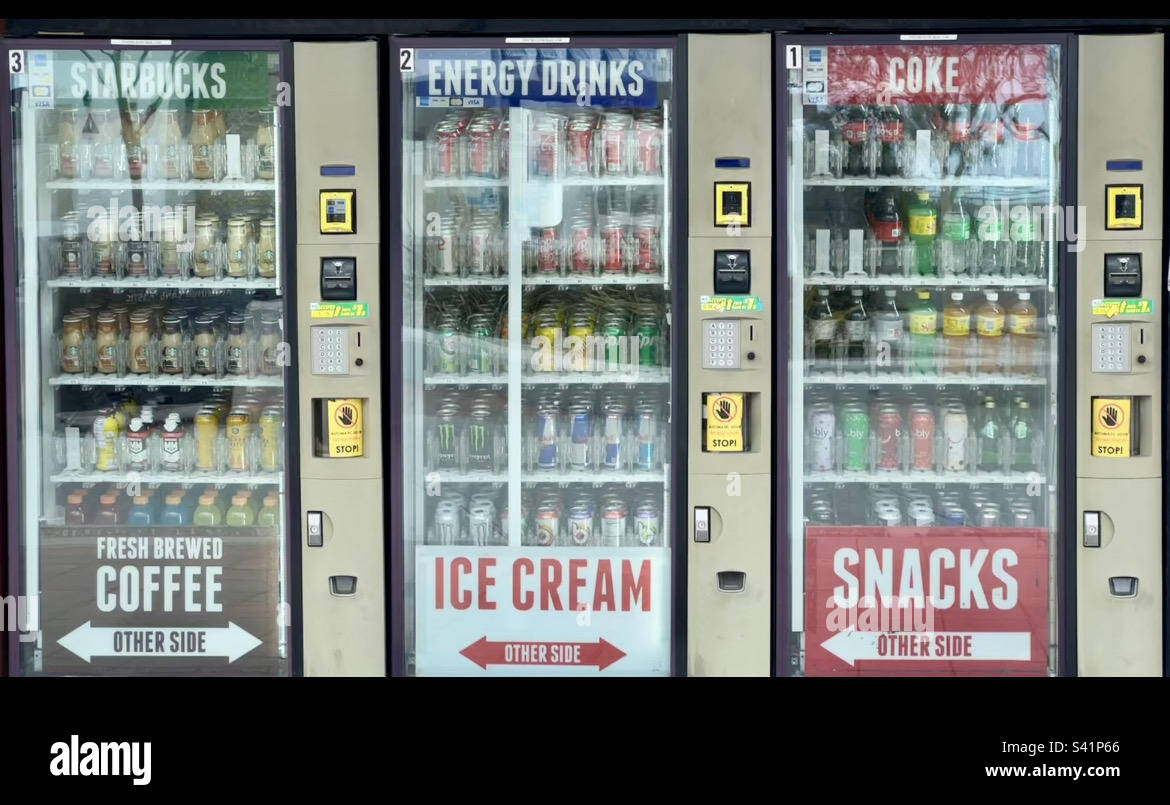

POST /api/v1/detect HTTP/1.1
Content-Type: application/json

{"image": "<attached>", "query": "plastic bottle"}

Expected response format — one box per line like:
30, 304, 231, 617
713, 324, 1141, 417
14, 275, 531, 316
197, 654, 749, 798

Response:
1010, 399, 1036, 472
938, 192, 971, 276
159, 491, 189, 526
96, 492, 123, 524
808, 288, 837, 374
842, 289, 869, 372
907, 191, 937, 276
128, 495, 155, 526
975, 291, 1007, 374
975, 192, 1007, 275
976, 397, 1003, 472
225, 493, 256, 527
941, 292, 971, 375
1008, 292, 1040, 375
907, 289, 937, 374
193, 492, 224, 526
257, 494, 281, 528
871, 289, 904, 374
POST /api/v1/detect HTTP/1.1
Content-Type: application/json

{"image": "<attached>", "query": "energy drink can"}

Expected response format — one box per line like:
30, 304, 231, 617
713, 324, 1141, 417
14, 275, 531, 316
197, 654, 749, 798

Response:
537, 406, 559, 470
634, 501, 661, 546
635, 405, 658, 471
602, 500, 628, 546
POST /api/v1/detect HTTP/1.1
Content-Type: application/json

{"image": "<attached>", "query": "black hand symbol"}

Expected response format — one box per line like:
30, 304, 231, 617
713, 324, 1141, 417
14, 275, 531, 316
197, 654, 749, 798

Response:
717, 399, 733, 420
338, 405, 356, 426
1102, 406, 1120, 428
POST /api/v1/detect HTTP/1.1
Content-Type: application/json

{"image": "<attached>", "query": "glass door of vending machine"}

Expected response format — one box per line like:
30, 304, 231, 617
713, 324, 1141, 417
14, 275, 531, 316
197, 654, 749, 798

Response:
2, 41, 296, 675
779, 36, 1071, 676
393, 38, 680, 675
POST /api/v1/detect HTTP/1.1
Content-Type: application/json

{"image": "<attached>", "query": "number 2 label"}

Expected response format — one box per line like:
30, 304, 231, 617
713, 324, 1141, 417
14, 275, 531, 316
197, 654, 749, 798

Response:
400, 48, 414, 73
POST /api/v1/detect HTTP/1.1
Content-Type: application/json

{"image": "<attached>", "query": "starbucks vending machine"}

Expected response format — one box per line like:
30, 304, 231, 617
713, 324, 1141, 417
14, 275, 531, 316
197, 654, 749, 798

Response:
1, 39, 306, 675
391, 37, 683, 675
778, 35, 1077, 675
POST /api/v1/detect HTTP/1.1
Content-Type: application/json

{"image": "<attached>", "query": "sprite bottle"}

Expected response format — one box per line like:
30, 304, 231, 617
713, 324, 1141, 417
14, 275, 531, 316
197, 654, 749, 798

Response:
907, 289, 937, 374
907, 191, 937, 276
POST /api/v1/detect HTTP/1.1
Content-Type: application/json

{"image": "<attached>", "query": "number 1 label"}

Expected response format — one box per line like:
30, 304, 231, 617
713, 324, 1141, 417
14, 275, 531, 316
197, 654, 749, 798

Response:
785, 44, 801, 70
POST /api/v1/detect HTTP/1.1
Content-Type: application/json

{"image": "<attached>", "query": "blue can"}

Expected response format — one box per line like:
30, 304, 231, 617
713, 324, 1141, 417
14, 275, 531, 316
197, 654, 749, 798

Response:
537, 408, 559, 470
636, 406, 657, 471
569, 405, 592, 470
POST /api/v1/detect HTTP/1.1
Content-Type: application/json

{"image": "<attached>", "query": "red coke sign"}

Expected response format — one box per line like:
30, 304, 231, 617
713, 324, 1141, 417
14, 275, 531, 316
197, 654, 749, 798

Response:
826, 45, 1050, 106
804, 526, 1049, 676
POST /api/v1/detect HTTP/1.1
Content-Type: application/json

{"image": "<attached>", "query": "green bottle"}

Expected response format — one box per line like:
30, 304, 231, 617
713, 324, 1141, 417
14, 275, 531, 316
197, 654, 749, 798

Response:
257, 493, 280, 527
907, 289, 937, 374
1010, 399, 1035, 472
977, 398, 1002, 472
225, 493, 256, 527
193, 492, 223, 526
907, 191, 938, 276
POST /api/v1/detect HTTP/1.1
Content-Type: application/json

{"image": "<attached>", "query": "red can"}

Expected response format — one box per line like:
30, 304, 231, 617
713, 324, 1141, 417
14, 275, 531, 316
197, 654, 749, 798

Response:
633, 215, 660, 274
569, 220, 594, 274
532, 114, 564, 178
497, 120, 510, 174
634, 119, 662, 175
537, 227, 560, 274
600, 113, 631, 175
567, 122, 595, 176
876, 405, 902, 471
466, 125, 496, 177
432, 125, 460, 177
600, 219, 626, 274
909, 405, 935, 471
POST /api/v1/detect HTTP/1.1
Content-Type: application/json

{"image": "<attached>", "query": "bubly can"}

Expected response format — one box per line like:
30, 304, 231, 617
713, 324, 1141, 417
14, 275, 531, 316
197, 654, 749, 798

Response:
808, 403, 836, 472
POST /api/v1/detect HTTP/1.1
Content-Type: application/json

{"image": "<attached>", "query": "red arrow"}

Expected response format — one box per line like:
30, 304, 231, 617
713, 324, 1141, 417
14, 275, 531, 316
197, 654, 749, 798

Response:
460, 637, 627, 671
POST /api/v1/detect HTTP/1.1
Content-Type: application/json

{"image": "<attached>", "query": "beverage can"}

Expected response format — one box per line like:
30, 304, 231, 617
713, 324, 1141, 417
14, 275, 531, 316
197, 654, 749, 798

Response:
537, 407, 559, 470
808, 403, 836, 472
602, 500, 628, 546
634, 502, 661, 546
910, 404, 935, 472
841, 404, 868, 472
226, 407, 251, 472
535, 506, 559, 546
568, 504, 595, 546
260, 406, 283, 472
876, 404, 902, 471
195, 408, 218, 471
569, 404, 592, 470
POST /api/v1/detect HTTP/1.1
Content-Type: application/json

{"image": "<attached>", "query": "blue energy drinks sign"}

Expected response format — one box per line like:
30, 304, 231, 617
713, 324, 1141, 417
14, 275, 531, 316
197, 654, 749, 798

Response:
410, 48, 665, 108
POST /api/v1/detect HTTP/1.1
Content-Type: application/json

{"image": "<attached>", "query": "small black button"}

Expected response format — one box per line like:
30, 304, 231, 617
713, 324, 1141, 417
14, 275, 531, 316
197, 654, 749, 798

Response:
355, 358, 364, 367
1137, 354, 1147, 364
746, 351, 756, 361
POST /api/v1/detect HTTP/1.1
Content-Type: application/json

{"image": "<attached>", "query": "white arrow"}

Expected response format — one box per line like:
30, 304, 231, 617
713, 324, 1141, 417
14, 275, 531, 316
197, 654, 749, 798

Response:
821, 630, 1031, 667
58, 622, 262, 663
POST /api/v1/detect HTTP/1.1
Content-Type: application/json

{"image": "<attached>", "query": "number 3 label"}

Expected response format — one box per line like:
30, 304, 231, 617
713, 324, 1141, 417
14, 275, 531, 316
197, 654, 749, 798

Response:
400, 48, 414, 73
9, 50, 25, 74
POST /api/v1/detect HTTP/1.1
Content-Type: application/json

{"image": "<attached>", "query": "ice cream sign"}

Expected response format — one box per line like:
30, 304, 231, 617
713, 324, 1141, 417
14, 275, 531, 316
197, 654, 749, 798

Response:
411, 48, 663, 108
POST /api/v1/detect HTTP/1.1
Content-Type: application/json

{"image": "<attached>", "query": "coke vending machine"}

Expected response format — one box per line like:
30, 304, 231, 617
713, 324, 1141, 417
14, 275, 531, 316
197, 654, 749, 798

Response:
777, 35, 1073, 675
391, 37, 684, 675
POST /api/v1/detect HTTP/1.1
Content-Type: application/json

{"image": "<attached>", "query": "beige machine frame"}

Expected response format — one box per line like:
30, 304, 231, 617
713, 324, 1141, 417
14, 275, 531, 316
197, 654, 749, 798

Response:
686, 34, 773, 676
294, 42, 386, 676
1075, 34, 1164, 676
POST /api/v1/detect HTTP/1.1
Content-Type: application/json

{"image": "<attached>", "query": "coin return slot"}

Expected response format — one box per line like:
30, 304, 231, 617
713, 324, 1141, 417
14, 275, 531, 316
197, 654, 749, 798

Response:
330, 575, 358, 597
1108, 576, 1138, 598
717, 571, 745, 592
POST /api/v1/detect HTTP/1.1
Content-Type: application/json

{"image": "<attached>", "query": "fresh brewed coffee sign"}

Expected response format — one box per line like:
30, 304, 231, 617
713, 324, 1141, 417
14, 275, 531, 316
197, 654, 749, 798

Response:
40, 525, 283, 676
412, 48, 665, 108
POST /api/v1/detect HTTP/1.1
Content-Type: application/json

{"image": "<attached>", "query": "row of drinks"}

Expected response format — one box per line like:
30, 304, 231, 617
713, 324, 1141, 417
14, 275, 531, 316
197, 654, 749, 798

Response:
52, 106, 277, 183
69, 391, 285, 475
803, 190, 1048, 279
523, 201, 664, 277
806, 484, 1041, 528
523, 388, 668, 473
426, 484, 664, 548
423, 289, 668, 376
804, 389, 1042, 475
804, 102, 1049, 180
426, 108, 665, 180
59, 300, 284, 377
54, 206, 278, 280
807, 287, 1043, 376
62, 483, 281, 528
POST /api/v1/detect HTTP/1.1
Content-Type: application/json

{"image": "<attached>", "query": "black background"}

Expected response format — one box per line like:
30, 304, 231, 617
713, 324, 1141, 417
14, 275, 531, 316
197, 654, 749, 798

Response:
2, 679, 1160, 792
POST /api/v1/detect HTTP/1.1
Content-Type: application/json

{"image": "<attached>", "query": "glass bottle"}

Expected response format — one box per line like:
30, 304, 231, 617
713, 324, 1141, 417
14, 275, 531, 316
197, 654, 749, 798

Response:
159, 314, 184, 375
257, 218, 277, 278
194, 215, 218, 278
158, 108, 184, 180
225, 313, 249, 375
190, 109, 216, 180
192, 316, 217, 375
60, 211, 83, 276
256, 109, 275, 180
58, 107, 81, 179
61, 313, 85, 373
260, 314, 282, 374
95, 312, 119, 374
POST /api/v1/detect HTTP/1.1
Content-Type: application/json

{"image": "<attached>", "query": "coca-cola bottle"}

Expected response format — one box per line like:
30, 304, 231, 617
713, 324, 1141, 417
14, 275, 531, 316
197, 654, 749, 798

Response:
942, 103, 973, 177
876, 105, 905, 177
864, 189, 904, 275
973, 102, 1005, 177
838, 106, 872, 177
1009, 101, 1047, 178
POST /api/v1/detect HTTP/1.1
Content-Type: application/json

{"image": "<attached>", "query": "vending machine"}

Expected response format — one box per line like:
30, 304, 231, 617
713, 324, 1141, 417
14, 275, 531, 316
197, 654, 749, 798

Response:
776, 32, 1163, 676
0, 38, 386, 676
390, 36, 684, 675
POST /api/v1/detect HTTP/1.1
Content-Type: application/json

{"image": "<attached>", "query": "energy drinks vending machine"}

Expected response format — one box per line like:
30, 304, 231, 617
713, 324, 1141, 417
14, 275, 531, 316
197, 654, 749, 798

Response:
1, 38, 386, 676
391, 36, 684, 675
778, 32, 1164, 676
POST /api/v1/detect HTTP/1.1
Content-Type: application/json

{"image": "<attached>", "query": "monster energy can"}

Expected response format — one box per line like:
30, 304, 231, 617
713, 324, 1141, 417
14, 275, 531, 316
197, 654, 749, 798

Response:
432, 403, 460, 470
434, 501, 461, 545
467, 404, 494, 471
469, 502, 496, 545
